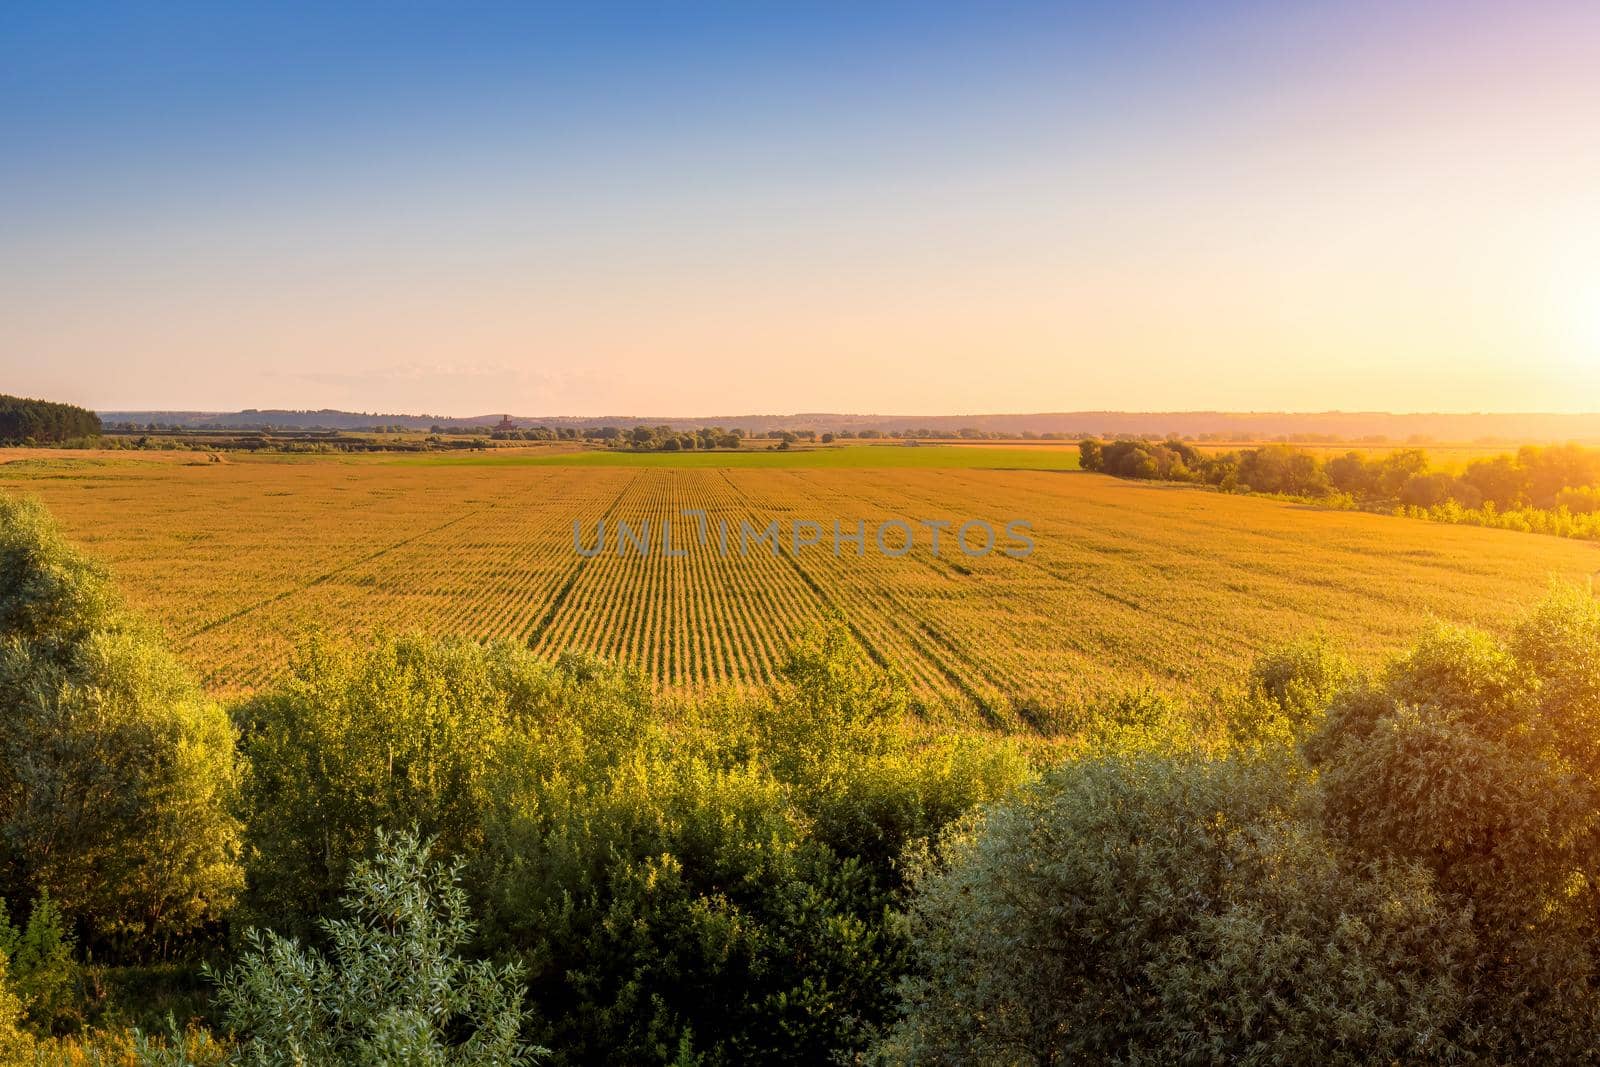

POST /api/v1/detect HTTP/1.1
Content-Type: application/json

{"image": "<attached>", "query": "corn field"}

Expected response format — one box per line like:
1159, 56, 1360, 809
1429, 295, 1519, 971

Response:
4, 451, 1595, 717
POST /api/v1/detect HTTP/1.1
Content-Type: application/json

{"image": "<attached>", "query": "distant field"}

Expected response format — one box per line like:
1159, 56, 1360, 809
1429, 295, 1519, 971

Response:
2, 447, 1594, 719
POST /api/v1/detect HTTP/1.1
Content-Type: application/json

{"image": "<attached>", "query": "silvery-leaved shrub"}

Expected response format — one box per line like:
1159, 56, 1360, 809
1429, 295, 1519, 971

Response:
209, 829, 543, 1066
879, 751, 1475, 1065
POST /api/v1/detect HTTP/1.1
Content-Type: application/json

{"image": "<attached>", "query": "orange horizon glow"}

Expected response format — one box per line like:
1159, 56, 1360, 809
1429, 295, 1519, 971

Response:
1, 2, 1597, 416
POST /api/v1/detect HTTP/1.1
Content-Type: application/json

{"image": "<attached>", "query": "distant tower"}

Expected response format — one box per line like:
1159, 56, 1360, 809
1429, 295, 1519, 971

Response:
494, 414, 518, 432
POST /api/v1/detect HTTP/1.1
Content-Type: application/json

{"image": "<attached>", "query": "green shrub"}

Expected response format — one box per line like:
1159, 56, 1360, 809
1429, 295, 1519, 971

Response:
38, 1020, 229, 1066
1226, 634, 1354, 748
882, 751, 1474, 1065
888, 590, 1600, 1063
0, 493, 242, 955
1307, 587, 1600, 1058
0, 953, 36, 1062
234, 635, 536, 934
476, 623, 1026, 1064
211, 829, 540, 1066
0, 494, 120, 652
0, 891, 81, 1034
233, 622, 1026, 1064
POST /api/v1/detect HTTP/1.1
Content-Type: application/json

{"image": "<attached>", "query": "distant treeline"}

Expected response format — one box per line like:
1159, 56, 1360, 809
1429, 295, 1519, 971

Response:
490, 424, 743, 447
490, 424, 1041, 449
494, 424, 1050, 446
100, 431, 492, 455
99, 408, 1600, 441
1081, 437, 1600, 537
104, 421, 1043, 450
0, 395, 100, 445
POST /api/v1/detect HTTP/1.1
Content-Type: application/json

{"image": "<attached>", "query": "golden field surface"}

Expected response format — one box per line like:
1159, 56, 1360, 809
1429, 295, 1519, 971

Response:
2, 447, 1596, 719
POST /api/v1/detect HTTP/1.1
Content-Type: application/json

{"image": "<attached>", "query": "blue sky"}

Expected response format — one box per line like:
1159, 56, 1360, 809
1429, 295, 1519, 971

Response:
3, 2, 1596, 414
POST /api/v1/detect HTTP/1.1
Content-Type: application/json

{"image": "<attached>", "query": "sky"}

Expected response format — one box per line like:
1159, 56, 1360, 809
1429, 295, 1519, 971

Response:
1, 1, 1597, 416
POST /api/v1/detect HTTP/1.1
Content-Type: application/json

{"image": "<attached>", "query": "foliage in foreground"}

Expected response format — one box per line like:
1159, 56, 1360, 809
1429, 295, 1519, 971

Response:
209, 830, 539, 1066
235, 625, 1029, 1064
0, 494, 242, 955
13, 485, 1600, 1063
0, 952, 39, 1063
883, 585, 1600, 1064
29, 834, 529, 1066
0, 891, 80, 1035
1307, 585, 1600, 1060
883, 752, 1471, 1065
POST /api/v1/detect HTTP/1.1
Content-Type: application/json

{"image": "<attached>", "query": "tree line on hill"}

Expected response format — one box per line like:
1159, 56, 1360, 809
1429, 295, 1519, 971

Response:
488, 424, 1028, 448
96, 408, 1600, 441
5, 489, 1600, 1062
101, 422, 952, 453
493, 424, 753, 448
0, 395, 100, 446
1081, 437, 1600, 534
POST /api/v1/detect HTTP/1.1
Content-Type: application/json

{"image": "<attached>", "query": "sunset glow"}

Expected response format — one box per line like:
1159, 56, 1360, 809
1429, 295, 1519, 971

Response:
2, 1, 1597, 415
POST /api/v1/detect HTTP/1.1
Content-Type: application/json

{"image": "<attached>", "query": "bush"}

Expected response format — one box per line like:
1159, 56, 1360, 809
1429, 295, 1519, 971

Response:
38, 1020, 229, 1066
0, 494, 121, 652
1077, 438, 1103, 471
1398, 471, 1448, 507
1238, 634, 1352, 741
1307, 587, 1600, 1059
881, 751, 1473, 1065
477, 623, 1026, 1064
1092, 439, 1202, 482
211, 829, 540, 1066
886, 590, 1600, 1063
0, 494, 242, 955
234, 623, 1026, 1064
0, 954, 36, 1062
0, 891, 80, 1034
1462, 454, 1529, 508
235, 634, 535, 934
1326, 451, 1380, 497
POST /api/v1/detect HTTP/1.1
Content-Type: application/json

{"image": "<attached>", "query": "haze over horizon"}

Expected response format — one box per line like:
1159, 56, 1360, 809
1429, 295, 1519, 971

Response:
90, 405, 1600, 420
4, 1, 1598, 415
